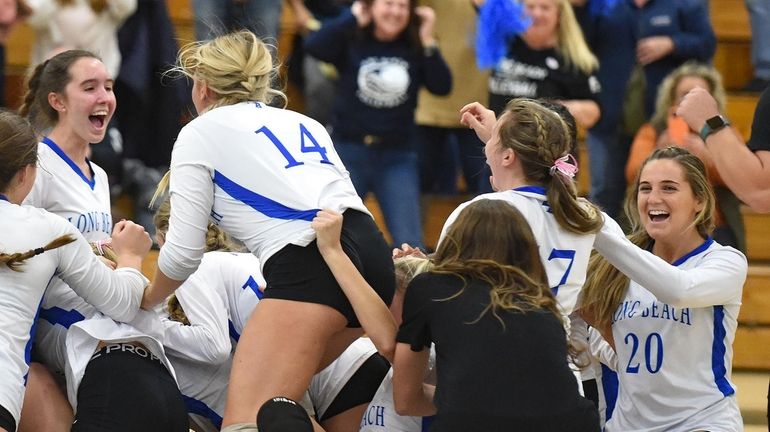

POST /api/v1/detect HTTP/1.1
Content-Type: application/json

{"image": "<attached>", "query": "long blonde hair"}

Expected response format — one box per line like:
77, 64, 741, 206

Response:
580, 147, 716, 328
555, 0, 598, 74
171, 30, 286, 112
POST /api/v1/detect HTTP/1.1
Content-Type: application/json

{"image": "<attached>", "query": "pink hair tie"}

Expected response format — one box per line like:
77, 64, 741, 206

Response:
95, 238, 112, 256
550, 154, 579, 179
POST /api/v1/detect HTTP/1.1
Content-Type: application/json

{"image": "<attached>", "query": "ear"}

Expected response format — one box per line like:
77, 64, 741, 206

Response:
694, 197, 705, 214
47, 92, 66, 113
500, 148, 516, 167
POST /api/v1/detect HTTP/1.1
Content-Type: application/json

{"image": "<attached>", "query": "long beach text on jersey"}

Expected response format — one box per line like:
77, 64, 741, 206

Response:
612, 300, 692, 325
612, 300, 692, 326
67, 210, 112, 236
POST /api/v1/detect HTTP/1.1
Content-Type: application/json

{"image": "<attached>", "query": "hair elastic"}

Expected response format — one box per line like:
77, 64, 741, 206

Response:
94, 239, 111, 256
33, 248, 45, 256
550, 154, 579, 178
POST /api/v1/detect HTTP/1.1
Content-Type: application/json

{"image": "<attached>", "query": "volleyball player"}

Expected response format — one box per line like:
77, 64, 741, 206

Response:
139, 30, 395, 430
581, 146, 746, 431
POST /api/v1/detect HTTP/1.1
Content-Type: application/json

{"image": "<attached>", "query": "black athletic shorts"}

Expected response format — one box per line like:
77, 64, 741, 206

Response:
263, 209, 395, 327
72, 343, 188, 432
0, 404, 15, 432
321, 352, 390, 421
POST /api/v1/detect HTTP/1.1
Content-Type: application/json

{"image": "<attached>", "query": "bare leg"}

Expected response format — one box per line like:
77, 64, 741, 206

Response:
222, 299, 359, 427
18, 362, 73, 432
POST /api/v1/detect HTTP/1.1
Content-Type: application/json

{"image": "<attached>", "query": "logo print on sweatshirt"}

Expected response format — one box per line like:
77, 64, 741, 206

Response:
356, 57, 411, 108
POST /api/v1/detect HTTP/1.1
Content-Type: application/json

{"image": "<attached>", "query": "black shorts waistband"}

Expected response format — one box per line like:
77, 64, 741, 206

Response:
90, 342, 164, 366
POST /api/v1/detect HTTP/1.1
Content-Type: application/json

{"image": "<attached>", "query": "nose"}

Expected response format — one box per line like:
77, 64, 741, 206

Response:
647, 187, 663, 203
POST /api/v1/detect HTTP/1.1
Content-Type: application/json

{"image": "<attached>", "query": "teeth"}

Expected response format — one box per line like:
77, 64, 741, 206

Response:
91, 111, 108, 116
649, 210, 668, 215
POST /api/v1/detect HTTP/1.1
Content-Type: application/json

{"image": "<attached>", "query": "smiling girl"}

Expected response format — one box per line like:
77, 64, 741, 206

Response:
19, 49, 115, 240
581, 146, 746, 431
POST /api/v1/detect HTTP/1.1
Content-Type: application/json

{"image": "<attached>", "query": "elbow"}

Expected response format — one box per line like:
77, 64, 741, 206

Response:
393, 396, 416, 417
206, 341, 232, 365
376, 339, 396, 363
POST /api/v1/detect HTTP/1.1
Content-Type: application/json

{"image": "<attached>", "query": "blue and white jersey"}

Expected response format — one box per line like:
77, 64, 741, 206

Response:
439, 187, 596, 316
161, 251, 265, 429
595, 216, 746, 432
159, 102, 369, 281
0, 201, 146, 426
35, 277, 98, 374
24, 138, 112, 242
360, 346, 436, 432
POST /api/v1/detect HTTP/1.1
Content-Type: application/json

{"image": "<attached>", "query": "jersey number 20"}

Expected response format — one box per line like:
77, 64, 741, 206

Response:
624, 332, 664, 374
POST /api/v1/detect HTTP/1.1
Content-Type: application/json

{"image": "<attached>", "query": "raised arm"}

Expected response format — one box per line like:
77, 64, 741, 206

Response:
312, 209, 397, 361
594, 213, 747, 308
460, 102, 497, 144
677, 87, 770, 212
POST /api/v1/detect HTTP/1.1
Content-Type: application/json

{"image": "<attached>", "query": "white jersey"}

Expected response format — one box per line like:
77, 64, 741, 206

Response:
595, 215, 746, 432
24, 138, 112, 242
64, 310, 174, 411
440, 187, 596, 316
361, 346, 436, 432
161, 251, 265, 429
308, 338, 378, 420
159, 102, 369, 281
0, 201, 146, 425
35, 277, 98, 374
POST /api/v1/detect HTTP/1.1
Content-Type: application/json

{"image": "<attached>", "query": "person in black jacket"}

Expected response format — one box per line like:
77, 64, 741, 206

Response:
305, 0, 452, 249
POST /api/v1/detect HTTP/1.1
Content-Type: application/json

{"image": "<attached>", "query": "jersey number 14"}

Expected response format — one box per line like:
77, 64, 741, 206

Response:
256, 124, 334, 168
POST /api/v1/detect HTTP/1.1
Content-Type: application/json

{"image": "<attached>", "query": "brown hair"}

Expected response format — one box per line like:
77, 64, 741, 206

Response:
580, 147, 716, 328
19, 50, 102, 131
431, 199, 560, 326
358, 0, 423, 50
57, 0, 107, 13
498, 98, 602, 234
0, 235, 77, 271
0, 110, 39, 192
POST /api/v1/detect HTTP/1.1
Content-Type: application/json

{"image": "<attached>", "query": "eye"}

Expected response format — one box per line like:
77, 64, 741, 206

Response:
638, 184, 651, 193
663, 185, 678, 192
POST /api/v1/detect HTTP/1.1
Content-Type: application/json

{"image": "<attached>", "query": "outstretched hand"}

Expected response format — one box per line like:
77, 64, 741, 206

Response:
312, 209, 343, 253
460, 102, 497, 143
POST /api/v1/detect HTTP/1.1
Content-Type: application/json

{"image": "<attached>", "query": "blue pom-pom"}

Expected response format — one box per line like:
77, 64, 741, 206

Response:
588, 0, 621, 16
476, 0, 532, 69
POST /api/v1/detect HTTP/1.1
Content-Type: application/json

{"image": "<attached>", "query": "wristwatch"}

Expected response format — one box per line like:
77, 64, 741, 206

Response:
699, 114, 731, 142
